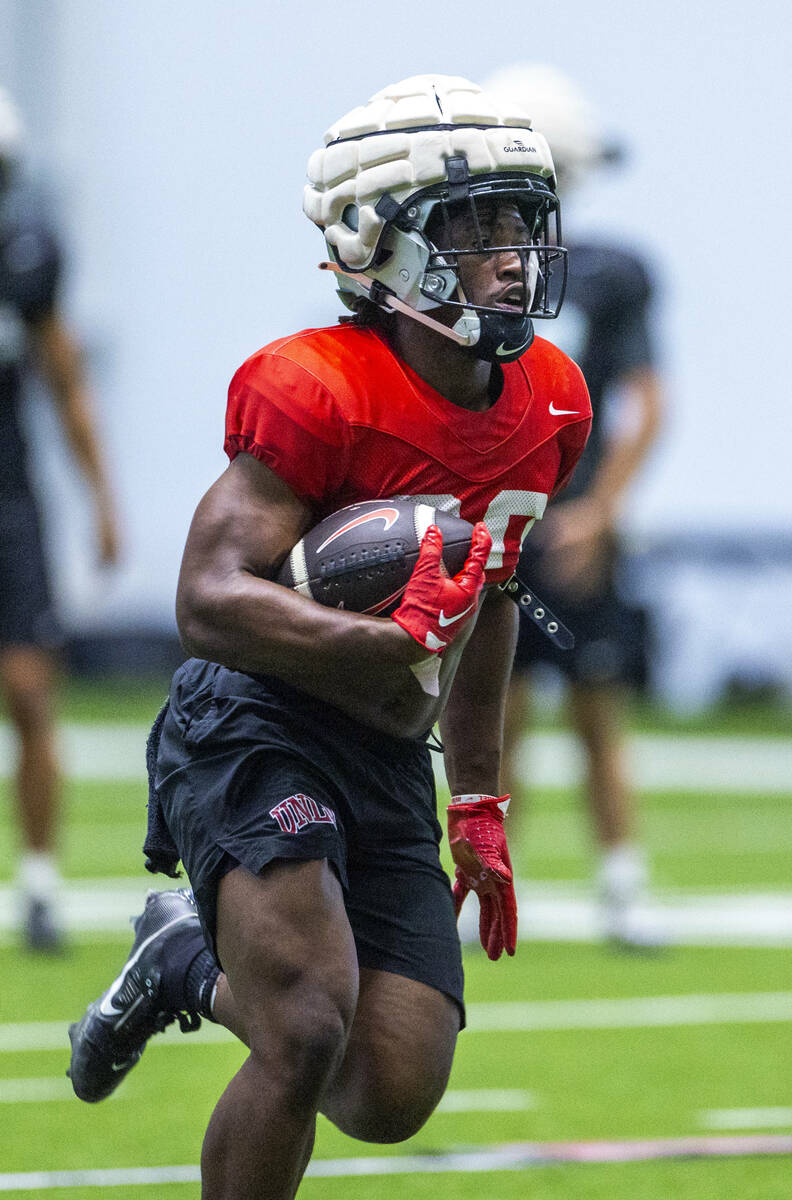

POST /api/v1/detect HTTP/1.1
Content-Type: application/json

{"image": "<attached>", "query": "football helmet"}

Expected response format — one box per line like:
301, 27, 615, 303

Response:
482, 64, 623, 191
303, 74, 567, 363
0, 86, 23, 191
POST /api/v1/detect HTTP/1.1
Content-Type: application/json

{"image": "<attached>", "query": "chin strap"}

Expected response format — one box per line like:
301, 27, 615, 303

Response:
319, 261, 477, 347
499, 571, 575, 650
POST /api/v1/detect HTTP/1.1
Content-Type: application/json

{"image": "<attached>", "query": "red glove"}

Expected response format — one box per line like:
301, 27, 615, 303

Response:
392, 522, 492, 653
447, 794, 517, 960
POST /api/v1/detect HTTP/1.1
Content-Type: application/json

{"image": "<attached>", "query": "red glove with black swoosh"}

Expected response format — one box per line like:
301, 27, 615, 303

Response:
391, 522, 492, 653
447, 794, 517, 960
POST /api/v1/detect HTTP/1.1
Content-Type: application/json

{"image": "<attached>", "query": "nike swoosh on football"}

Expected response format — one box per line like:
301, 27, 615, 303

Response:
315, 507, 400, 554
438, 602, 475, 627
548, 402, 580, 416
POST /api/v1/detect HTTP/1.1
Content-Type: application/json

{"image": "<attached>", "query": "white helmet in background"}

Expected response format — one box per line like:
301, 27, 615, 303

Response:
482, 64, 620, 191
303, 74, 568, 363
0, 86, 24, 185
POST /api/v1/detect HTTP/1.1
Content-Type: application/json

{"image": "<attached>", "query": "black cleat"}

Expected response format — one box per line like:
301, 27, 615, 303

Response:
24, 897, 66, 954
67, 888, 203, 1102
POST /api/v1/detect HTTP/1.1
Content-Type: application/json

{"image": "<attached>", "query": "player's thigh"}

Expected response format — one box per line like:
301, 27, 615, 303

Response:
215, 859, 359, 1070
0, 492, 61, 657
347, 964, 459, 1094
321, 966, 459, 1141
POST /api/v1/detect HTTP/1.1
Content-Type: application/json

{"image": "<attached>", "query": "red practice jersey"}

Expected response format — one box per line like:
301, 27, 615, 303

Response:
225, 324, 591, 583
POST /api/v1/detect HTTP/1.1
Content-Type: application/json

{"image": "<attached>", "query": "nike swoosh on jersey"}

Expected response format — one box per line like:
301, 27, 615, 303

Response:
438, 602, 475, 628
548, 402, 580, 416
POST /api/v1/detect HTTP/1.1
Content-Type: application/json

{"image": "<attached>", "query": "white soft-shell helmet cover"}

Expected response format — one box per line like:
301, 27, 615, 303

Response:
303, 74, 556, 272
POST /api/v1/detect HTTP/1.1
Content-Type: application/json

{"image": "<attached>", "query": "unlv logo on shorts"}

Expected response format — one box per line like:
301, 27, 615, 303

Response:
269, 793, 337, 835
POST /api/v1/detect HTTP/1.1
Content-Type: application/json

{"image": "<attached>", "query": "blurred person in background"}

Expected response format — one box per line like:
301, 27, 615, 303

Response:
483, 64, 665, 948
0, 86, 120, 951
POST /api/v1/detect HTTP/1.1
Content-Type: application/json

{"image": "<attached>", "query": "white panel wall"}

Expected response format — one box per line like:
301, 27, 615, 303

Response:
1, 0, 790, 632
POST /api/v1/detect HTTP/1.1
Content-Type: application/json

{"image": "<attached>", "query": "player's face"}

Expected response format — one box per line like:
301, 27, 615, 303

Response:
437, 198, 536, 313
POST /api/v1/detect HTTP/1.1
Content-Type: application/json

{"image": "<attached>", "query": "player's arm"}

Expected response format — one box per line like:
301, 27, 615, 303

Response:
439, 585, 518, 794
439, 586, 520, 959
584, 365, 663, 517
176, 452, 478, 737
544, 367, 662, 589
29, 312, 120, 565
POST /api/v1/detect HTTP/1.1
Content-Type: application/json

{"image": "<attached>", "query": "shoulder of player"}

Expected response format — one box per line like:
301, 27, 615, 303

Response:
508, 336, 592, 425
0, 207, 59, 275
518, 334, 586, 387
230, 323, 386, 399
569, 238, 654, 304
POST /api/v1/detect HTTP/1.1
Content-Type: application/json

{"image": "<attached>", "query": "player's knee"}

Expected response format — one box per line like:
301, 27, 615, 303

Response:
247, 997, 351, 1103
348, 1081, 443, 1143
5, 681, 53, 735
326, 1064, 447, 1144
1, 654, 54, 732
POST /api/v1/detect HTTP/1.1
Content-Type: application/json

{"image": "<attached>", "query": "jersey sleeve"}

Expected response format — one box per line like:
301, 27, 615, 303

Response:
224, 350, 351, 506
606, 252, 657, 376
552, 415, 592, 497
6, 221, 61, 323
551, 360, 592, 497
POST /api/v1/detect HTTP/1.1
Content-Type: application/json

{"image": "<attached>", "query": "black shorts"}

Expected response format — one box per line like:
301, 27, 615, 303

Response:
0, 490, 61, 650
155, 659, 464, 1018
513, 538, 648, 687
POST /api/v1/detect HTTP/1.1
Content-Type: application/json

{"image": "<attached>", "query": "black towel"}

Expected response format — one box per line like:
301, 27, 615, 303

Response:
142, 702, 182, 879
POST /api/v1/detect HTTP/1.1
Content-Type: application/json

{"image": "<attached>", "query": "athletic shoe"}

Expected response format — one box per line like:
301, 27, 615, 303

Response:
23, 897, 66, 954
67, 889, 203, 1102
601, 897, 669, 951
597, 844, 668, 952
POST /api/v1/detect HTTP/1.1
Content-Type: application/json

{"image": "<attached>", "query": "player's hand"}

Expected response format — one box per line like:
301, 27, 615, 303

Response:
542, 499, 612, 596
447, 794, 517, 960
391, 522, 491, 653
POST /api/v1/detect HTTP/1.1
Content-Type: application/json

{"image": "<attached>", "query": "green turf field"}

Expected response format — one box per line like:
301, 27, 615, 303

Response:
1, 687, 791, 1197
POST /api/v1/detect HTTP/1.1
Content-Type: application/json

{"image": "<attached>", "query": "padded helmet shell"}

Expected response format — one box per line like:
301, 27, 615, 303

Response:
482, 64, 617, 190
303, 74, 556, 273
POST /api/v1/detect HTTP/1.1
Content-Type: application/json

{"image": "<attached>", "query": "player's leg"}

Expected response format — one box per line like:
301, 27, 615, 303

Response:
321, 966, 459, 1142
201, 859, 358, 1200
568, 679, 634, 847
0, 644, 60, 852
501, 667, 534, 838
568, 679, 663, 947
318, 780, 465, 1144
0, 644, 63, 950
0, 491, 65, 950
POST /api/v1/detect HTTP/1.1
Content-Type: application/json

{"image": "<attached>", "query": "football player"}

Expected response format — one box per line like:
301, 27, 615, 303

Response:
484, 64, 666, 947
0, 86, 120, 950
68, 75, 591, 1197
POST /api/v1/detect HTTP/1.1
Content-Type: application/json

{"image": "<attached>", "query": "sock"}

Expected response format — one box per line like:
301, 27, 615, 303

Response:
160, 923, 220, 1020
597, 843, 647, 905
185, 950, 221, 1022
18, 852, 61, 901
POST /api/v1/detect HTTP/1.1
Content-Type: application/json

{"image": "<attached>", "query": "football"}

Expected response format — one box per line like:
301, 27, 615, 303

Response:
276, 499, 475, 616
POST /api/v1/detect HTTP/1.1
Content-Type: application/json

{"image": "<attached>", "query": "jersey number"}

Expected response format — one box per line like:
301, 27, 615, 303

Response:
395, 490, 548, 572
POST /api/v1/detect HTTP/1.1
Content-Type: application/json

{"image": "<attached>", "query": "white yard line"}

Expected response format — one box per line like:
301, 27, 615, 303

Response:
1, 1135, 791, 1190
0, 1079, 527, 1112
437, 1089, 535, 1112
701, 1107, 792, 1130
3, 991, 792, 1055
0, 1077, 92, 1104
3, 879, 791, 945
1, 724, 791, 792
465, 991, 792, 1032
